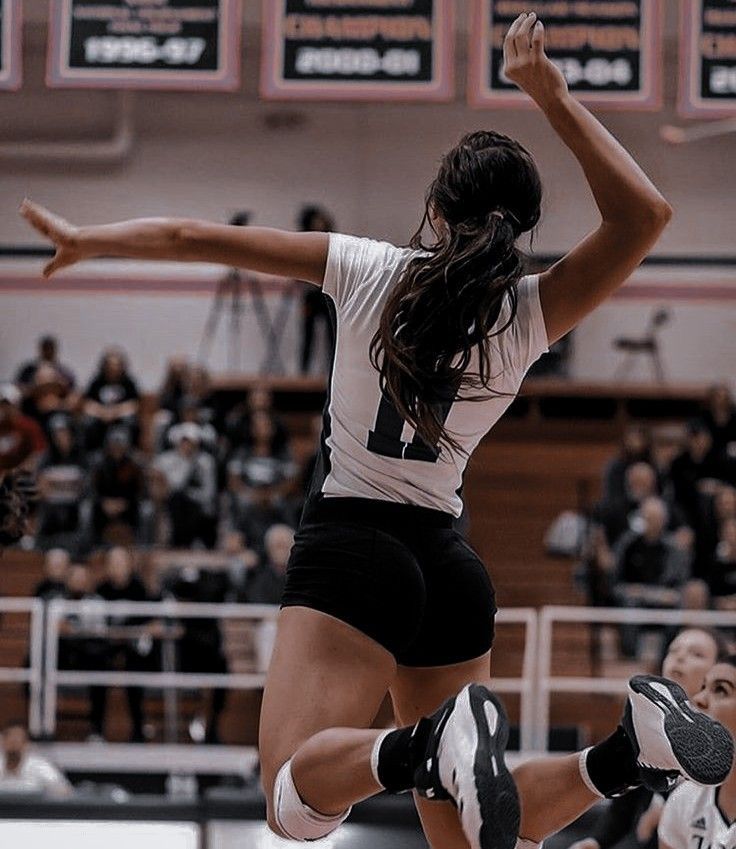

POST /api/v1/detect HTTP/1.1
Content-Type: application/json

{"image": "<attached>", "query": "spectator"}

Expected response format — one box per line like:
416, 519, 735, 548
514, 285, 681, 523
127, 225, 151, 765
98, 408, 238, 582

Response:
166, 400, 218, 456
0, 722, 72, 797
83, 348, 140, 451
702, 383, 736, 463
692, 483, 736, 580
297, 205, 335, 373
594, 462, 680, 548
601, 424, 652, 503
58, 564, 108, 740
33, 548, 70, 602
152, 422, 218, 548
669, 420, 725, 527
95, 547, 154, 743
35, 416, 88, 550
222, 531, 258, 601
15, 335, 76, 403
228, 477, 295, 556
225, 387, 289, 460
22, 362, 79, 434
708, 517, 736, 609
158, 357, 189, 420
164, 566, 229, 744
611, 497, 704, 657
91, 428, 144, 545
0, 384, 46, 473
244, 524, 293, 604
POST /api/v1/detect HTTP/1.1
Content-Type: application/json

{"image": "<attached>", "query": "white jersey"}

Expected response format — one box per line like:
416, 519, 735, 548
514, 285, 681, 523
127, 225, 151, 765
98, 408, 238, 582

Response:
659, 781, 736, 849
316, 232, 549, 518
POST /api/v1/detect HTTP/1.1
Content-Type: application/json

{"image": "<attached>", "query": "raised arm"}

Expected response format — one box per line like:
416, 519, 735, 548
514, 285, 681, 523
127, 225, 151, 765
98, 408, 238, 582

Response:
504, 13, 673, 345
19, 200, 329, 284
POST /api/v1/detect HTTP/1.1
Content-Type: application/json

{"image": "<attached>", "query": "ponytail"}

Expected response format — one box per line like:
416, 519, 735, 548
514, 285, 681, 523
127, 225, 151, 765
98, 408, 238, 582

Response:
370, 130, 542, 454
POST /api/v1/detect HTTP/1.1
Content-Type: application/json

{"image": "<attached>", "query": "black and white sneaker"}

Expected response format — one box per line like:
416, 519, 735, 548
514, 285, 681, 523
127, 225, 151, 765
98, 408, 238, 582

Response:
414, 684, 519, 849
624, 675, 734, 791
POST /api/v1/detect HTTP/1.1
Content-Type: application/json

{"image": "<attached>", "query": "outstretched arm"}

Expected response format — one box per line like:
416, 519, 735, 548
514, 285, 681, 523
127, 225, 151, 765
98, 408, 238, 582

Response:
19, 200, 329, 284
504, 13, 673, 345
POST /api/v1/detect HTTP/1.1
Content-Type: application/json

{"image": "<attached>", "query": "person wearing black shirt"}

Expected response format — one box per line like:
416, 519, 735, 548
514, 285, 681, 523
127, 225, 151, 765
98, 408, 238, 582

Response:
36, 417, 88, 550
164, 566, 229, 744
701, 384, 736, 465
33, 548, 70, 602
91, 429, 144, 545
94, 547, 154, 743
669, 420, 725, 528
83, 348, 140, 451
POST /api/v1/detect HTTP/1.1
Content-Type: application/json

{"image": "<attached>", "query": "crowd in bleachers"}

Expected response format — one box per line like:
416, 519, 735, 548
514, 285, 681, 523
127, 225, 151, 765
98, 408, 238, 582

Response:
583, 385, 736, 656
0, 334, 309, 741
2, 335, 309, 560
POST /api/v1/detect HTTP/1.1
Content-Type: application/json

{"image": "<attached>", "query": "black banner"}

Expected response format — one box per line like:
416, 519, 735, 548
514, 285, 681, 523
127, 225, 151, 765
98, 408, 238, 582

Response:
47, 0, 241, 90
0, 0, 22, 90
680, 0, 736, 116
261, 0, 454, 101
469, 0, 662, 109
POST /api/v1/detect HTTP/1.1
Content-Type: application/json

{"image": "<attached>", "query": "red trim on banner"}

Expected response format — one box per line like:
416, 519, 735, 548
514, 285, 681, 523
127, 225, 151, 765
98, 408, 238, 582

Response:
0, 273, 298, 297
46, 0, 242, 91
0, 0, 22, 90
260, 0, 454, 103
468, 0, 663, 111
679, 0, 736, 118
1, 274, 736, 303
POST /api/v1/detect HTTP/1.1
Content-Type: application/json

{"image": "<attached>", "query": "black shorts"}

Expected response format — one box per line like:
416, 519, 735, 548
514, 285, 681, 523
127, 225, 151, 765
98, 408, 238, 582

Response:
282, 496, 497, 667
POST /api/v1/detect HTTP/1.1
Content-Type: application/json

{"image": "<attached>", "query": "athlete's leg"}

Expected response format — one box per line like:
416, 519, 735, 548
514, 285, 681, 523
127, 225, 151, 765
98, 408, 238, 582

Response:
390, 652, 494, 849
258, 606, 396, 835
391, 652, 598, 849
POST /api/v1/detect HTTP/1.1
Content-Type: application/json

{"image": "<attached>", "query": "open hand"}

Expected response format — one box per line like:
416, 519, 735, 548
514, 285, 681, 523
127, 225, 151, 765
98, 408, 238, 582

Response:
19, 199, 83, 277
503, 12, 569, 106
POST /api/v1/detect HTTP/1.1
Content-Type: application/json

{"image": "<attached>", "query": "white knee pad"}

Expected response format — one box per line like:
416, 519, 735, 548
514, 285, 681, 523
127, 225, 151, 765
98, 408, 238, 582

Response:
273, 759, 351, 841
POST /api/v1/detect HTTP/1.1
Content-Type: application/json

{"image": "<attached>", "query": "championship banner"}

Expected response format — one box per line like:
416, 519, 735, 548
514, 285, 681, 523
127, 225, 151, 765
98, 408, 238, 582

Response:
46, 0, 241, 90
0, 0, 22, 91
680, 0, 736, 117
260, 0, 454, 102
469, 0, 663, 109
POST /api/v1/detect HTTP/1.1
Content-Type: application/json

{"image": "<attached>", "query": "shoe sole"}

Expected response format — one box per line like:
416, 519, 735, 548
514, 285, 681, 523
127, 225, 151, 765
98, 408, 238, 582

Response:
626, 675, 734, 786
466, 684, 520, 849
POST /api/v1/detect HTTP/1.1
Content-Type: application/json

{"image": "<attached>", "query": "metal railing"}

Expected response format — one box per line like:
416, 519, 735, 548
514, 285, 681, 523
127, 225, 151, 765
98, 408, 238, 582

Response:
0, 598, 44, 738
3, 599, 732, 754
535, 605, 736, 750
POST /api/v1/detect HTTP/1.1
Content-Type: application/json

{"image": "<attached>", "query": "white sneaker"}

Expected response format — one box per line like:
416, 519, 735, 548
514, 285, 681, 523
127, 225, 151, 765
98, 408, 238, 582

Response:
415, 684, 519, 849
623, 675, 734, 789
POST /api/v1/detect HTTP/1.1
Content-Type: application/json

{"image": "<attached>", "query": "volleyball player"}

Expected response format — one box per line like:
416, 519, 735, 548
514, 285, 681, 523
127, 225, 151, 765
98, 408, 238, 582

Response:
659, 654, 736, 849
569, 628, 732, 849
20, 13, 733, 849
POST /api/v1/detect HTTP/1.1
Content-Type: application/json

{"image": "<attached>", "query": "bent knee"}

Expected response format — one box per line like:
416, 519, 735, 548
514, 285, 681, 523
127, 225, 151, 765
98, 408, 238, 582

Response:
267, 759, 351, 842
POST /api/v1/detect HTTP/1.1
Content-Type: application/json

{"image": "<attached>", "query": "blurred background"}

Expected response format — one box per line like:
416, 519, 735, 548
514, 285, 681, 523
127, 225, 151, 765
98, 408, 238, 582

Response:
0, 1, 735, 847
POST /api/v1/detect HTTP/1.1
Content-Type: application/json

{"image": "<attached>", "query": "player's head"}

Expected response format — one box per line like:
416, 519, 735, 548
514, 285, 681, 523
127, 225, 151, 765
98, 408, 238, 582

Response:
662, 627, 730, 698
424, 131, 541, 241
370, 130, 542, 453
693, 654, 736, 738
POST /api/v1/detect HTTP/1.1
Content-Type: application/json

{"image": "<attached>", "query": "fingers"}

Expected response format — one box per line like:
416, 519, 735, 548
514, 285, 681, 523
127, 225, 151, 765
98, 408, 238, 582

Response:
43, 255, 65, 278
504, 11, 541, 62
514, 11, 538, 54
530, 19, 545, 57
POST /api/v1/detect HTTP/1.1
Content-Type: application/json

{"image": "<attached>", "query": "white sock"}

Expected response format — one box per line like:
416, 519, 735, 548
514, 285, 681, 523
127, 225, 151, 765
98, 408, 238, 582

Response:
578, 747, 605, 798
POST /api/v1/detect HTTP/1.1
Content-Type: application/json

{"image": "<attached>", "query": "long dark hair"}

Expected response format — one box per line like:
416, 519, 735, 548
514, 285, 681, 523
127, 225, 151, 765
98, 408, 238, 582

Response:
370, 130, 542, 453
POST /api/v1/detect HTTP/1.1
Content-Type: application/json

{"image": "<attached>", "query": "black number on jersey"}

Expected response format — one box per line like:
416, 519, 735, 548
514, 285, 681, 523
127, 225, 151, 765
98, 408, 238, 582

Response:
366, 392, 453, 463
